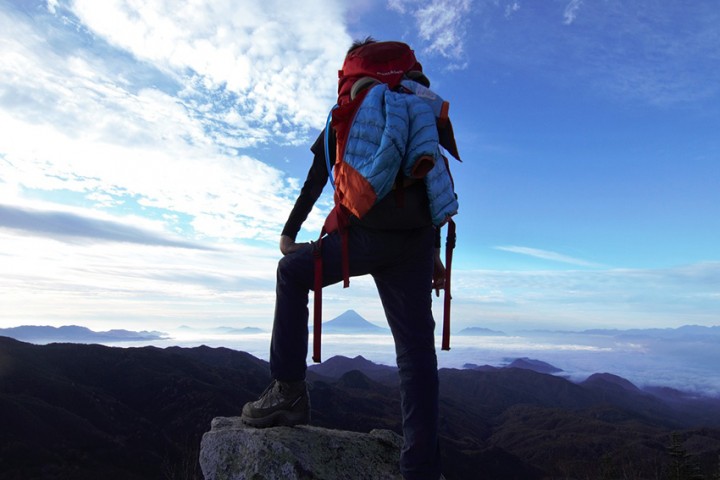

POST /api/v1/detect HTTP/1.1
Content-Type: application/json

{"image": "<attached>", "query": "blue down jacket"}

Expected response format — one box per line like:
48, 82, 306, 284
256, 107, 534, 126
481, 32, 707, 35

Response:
342, 84, 459, 226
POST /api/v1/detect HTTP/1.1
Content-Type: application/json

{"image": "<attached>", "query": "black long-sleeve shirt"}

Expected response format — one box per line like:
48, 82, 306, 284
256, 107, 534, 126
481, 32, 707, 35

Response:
281, 130, 437, 244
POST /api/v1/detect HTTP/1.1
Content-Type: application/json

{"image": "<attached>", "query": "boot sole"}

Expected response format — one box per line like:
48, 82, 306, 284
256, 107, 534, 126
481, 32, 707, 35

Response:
241, 409, 310, 429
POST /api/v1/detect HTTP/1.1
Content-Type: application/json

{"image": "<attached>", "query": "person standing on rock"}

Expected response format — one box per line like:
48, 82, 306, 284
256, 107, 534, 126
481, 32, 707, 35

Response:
241, 37, 460, 480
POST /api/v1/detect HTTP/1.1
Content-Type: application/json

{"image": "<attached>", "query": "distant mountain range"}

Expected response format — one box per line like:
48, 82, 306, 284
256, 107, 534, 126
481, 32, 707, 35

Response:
177, 325, 266, 335
579, 324, 720, 340
456, 327, 507, 336
7, 315, 716, 344
211, 326, 265, 334
0, 310, 390, 345
2, 335, 719, 479
521, 324, 720, 340
0, 325, 168, 343
322, 312, 510, 336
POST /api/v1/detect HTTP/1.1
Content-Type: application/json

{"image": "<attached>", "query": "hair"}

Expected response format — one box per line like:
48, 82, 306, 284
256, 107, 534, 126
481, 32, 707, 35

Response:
347, 36, 377, 54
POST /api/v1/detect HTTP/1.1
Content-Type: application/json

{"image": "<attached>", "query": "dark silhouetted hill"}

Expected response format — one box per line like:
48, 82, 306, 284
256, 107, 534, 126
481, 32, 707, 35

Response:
0, 336, 268, 479
308, 355, 397, 382
463, 363, 498, 371
506, 357, 563, 374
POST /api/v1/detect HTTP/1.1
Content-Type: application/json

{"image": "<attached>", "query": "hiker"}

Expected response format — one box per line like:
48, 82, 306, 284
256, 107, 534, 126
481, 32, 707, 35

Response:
241, 38, 459, 480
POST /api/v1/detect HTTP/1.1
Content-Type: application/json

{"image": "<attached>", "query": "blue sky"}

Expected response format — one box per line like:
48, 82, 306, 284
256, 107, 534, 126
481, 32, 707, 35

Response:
1, 0, 719, 333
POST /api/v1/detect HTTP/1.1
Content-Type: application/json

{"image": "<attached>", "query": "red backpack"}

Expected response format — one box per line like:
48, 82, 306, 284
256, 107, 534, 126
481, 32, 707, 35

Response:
312, 41, 460, 362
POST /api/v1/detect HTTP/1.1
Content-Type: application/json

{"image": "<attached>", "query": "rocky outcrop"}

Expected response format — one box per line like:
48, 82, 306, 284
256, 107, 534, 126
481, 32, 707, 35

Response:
200, 417, 407, 480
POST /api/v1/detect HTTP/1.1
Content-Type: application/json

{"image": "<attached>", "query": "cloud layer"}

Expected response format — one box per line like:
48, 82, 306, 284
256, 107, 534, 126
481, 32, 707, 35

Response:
0, 204, 208, 249
495, 245, 603, 268
450, 261, 720, 330
69, 0, 349, 137
0, 226, 280, 329
0, 1, 348, 242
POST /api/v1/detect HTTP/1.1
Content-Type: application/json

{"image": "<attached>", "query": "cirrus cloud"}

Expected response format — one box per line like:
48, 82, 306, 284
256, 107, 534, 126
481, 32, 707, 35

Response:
387, 0, 472, 67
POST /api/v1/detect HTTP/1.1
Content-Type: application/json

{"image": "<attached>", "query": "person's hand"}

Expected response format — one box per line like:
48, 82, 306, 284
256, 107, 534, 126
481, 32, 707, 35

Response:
279, 235, 309, 256
432, 248, 446, 297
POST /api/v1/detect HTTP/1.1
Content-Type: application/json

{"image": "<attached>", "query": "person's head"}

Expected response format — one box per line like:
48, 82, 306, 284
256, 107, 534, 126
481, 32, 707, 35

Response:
347, 36, 377, 54
345, 35, 430, 88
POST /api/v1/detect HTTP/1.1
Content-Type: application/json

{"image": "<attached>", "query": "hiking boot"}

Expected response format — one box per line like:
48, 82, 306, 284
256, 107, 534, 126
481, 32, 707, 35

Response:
241, 380, 310, 428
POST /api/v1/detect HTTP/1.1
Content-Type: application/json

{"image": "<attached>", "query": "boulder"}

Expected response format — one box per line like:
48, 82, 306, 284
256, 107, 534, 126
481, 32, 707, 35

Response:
200, 417, 406, 480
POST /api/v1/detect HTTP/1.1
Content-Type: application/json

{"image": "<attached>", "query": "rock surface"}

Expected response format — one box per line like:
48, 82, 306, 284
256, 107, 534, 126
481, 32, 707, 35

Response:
200, 417, 407, 480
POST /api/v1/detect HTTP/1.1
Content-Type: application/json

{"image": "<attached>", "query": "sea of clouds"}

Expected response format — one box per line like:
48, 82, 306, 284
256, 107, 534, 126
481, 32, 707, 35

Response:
107, 327, 720, 397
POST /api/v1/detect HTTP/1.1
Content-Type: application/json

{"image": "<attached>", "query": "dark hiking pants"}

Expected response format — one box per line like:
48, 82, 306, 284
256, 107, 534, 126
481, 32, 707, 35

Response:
270, 224, 441, 480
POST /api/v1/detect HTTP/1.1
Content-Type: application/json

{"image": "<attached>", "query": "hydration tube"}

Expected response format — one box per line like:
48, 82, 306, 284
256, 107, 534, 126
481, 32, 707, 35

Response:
324, 105, 338, 190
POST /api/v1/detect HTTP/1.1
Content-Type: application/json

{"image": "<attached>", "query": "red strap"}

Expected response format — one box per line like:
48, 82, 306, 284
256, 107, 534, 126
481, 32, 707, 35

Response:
312, 206, 352, 363
442, 219, 456, 351
323, 206, 351, 288
341, 228, 350, 288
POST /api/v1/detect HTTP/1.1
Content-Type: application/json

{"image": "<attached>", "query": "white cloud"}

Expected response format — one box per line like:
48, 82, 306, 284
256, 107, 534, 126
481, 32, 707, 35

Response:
505, 1, 520, 19
68, 0, 350, 134
387, 0, 408, 14
0, 203, 210, 249
47, 0, 60, 14
563, 0, 582, 25
387, 0, 472, 66
494, 245, 603, 268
